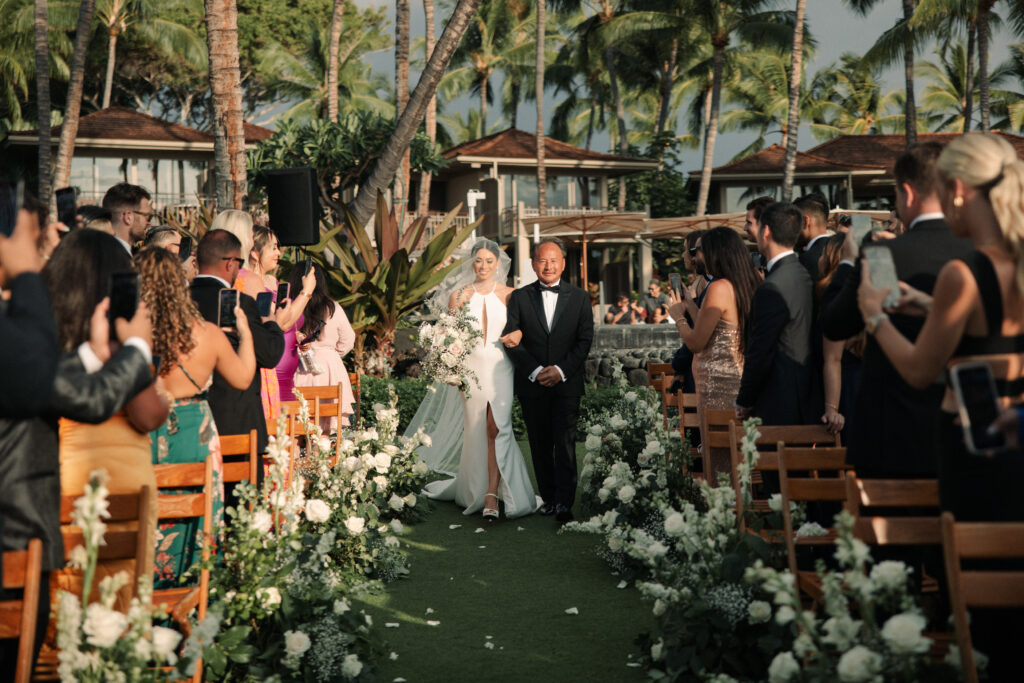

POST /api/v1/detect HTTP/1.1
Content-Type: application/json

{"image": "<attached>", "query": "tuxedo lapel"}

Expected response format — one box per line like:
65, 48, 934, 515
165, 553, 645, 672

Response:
550, 286, 571, 334
527, 282, 550, 334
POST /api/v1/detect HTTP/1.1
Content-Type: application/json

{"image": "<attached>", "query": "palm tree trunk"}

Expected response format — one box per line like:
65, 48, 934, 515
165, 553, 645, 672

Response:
963, 19, 975, 132
655, 39, 678, 138
605, 45, 627, 209
205, 0, 247, 210
902, 0, 917, 146
696, 45, 724, 217
395, 0, 410, 225
509, 79, 520, 128
978, 2, 991, 131
480, 71, 488, 137
54, 0, 95, 191
781, 0, 806, 202
327, 0, 345, 122
416, 0, 436, 218
348, 0, 482, 226
585, 102, 595, 151
536, 0, 546, 217
35, 0, 51, 202
102, 29, 118, 109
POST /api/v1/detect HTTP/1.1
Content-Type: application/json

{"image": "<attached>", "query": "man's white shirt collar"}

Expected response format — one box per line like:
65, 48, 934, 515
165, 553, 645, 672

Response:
114, 235, 132, 255
909, 212, 944, 231
765, 250, 795, 273
804, 233, 829, 251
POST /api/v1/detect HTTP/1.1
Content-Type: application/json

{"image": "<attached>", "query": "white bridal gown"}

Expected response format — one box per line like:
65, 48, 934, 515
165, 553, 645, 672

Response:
422, 288, 539, 518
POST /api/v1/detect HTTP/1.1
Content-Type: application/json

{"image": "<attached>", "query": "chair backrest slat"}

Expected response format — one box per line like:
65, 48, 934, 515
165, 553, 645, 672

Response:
785, 479, 849, 502
959, 573, 1024, 607
154, 462, 207, 488
0, 538, 42, 682
849, 478, 939, 508
953, 522, 1024, 559
852, 517, 941, 545
157, 493, 206, 520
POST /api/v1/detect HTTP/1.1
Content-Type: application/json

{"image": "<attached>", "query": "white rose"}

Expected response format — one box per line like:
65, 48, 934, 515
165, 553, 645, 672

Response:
870, 560, 909, 591
258, 587, 281, 608
334, 599, 350, 614
403, 493, 418, 508
597, 488, 610, 502
151, 626, 182, 661
767, 651, 800, 683
385, 534, 400, 547
768, 494, 783, 513
652, 598, 667, 616
636, 452, 651, 466
389, 493, 405, 511
374, 452, 392, 473
373, 475, 389, 490
440, 351, 457, 367
747, 600, 771, 624
645, 541, 668, 560
837, 646, 883, 682
251, 510, 273, 534
317, 436, 332, 453
664, 512, 686, 536
608, 536, 623, 552
601, 510, 619, 527
341, 654, 363, 678
344, 456, 361, 472
345, 516, 366, 535
651, 639, 664, 661
361, 454, 376, 470
449, 340, 464, 356
624, 391, 637, 402
822, 615, 862, 651
589, 424, 603, 436
585, 434, 602, 450
880, 613, 930, 654
390, 519, 404, 535
775, 605, 796, 625
304, 499, 331, 523
419, 323, 433, 339
82, 603, 128, 648
602, 476, 617, 489
284, 629, 311, 657
617, 485, 636, 504
413, 459, 430, 475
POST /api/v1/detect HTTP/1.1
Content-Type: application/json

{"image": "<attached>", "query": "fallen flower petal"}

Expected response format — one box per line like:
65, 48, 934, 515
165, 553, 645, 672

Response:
565, 607, 579, 615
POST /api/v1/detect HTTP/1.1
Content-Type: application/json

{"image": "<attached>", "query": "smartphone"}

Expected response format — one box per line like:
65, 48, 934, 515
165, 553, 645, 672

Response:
108, 272, 140, 335
218, 288, 239, 328
305, 319, 326, 344
178, 234, 192, 262
850, 214, 874, 247
303, 255, 313, 276
862, 245, 900, 308
669, 272, 683, 297
950, 362, 1007, 456
276, 282, 290, 306
56, 187, 77, 229
0, 180, 24, 237
256, 290, 274, 317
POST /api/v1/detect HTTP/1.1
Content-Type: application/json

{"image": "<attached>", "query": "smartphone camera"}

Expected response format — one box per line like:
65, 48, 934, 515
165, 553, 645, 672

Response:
276, 282, 290, 306
256, 290, 274, 317
218, 288, 239, 328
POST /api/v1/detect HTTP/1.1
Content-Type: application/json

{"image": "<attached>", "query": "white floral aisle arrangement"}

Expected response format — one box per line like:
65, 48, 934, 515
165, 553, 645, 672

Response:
416, 303, 483, 396
54, 469, 182, 682
179, 393, 430, 681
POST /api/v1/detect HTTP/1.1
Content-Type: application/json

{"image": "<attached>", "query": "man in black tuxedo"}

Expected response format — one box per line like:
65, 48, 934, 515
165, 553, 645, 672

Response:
795, 193, 831, 281
501, 239, 594, 524
190, 230, 284, 463
735, 202, 818, 425
821, 142, 972, 477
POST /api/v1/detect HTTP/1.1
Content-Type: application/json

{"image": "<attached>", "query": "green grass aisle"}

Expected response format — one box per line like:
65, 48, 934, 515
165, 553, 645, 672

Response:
357, 443, 652, 683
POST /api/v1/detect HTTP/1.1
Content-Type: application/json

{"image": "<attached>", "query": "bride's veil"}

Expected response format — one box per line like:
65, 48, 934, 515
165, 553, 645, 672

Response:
404, 238, 511, 474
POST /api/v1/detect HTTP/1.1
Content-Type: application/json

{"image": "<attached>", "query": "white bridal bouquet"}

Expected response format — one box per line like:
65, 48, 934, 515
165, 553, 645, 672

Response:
417, 305, 483, 396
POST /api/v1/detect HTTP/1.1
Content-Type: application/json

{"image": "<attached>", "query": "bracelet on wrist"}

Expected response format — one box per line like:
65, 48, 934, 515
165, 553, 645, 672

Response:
825, 402, 839, 411
865, 311, 889, 334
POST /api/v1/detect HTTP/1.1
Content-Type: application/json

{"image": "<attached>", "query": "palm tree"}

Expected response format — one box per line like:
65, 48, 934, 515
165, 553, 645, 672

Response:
416, 0, 437, 217
782, 0, 806, 202
917, 41, 977, 131
35, 0, 51, 200
97, 0, 207, 109
810, 53, 905, 138
910, 0, 979, 130
54, 0, 96, 191
327, 0, 346, 122
395, 0, 411, 224
436, 108, 504, 147
536, 0, 546, 216
991, 44, 1024, 132
205, 0, 246, 209
347, 0, 482, 226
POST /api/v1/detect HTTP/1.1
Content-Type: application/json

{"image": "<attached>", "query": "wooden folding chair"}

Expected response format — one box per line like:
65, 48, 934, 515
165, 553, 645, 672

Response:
221, 429, 259, 488
699, 407, 735, 483
847, 476, 941, 551
778, 444, 850, 601
729, 422, 840, 523
647, 363, 672, 429
348, 372, 361, 425
941, 512, 1024, 683
152, 457, 213, 650
0, 539, 43, 683
673, 391, 701, 450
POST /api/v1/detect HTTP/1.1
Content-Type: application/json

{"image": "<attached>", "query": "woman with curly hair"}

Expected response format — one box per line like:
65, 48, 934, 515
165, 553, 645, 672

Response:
135, 247, 256, 587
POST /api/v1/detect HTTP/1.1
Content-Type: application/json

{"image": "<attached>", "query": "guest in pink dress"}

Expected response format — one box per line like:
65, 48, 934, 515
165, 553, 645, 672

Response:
293, 263, 357, 432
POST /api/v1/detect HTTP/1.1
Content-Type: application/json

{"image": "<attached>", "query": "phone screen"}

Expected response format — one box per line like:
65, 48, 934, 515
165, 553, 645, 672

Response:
862, 246, 900, 308
218, 289, 239, 328
108, 272, 140, 334
276, 282, 290, 306
256, 291, 273, 317
951, 363, 1006, 454
303, 256, 313, 276
178, 234, 192, 262
0, 180, 24, 237
669, 272, 682, 296
56, 187, 77, 228
850, 214, 873, 246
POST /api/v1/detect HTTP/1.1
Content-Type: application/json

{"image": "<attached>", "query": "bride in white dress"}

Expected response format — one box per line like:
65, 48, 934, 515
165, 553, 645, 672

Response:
420, 239, 539, 520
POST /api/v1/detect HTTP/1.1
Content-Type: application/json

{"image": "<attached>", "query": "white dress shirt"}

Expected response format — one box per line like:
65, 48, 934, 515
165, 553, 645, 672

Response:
529, 280, 566, 384
765, 250, 795, 274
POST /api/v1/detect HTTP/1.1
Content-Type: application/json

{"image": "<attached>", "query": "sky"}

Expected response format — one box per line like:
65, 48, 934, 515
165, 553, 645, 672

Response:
346, 0, 1014, 174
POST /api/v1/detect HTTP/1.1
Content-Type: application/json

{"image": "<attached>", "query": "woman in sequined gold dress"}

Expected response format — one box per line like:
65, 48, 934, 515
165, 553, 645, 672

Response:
667, 226, 760, 480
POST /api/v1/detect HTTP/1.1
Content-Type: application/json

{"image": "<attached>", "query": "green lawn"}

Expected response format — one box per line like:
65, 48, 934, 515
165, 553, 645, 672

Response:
356, 443, 652, 683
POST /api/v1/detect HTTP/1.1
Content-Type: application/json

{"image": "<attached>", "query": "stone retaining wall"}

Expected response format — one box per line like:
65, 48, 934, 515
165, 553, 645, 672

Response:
586, 323, 680, 387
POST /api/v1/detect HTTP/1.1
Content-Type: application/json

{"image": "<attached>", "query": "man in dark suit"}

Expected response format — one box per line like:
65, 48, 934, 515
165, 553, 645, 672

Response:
190, 230, 284, 463
501, 239, 594, 524
795, 193, 831, 281
821, 142, 972, 477
735, 202, 818, 425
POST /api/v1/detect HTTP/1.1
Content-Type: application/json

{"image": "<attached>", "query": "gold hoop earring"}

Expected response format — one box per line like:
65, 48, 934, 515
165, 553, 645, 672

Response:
953, 196, 964, 208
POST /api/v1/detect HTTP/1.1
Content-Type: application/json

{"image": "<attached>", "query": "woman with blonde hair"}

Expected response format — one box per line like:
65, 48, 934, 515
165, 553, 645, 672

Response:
136, 247, 256, 587
210, 209, 254, 263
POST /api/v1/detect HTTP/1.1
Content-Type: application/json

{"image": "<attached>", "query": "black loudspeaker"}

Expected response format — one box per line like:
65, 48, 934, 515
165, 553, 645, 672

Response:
265, 167, 319, 246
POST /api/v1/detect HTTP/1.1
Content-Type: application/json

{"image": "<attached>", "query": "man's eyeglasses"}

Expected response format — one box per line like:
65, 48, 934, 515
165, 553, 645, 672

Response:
222, 257, 245, 267
134, 209, 154, 222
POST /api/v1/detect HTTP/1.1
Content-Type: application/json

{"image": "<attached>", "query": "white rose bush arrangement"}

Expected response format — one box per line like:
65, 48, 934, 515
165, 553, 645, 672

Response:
416, 303, 483, 396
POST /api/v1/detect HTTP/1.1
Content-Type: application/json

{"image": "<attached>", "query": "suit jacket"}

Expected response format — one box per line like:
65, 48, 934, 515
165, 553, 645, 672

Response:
1, 345, 152, 570
190, 277, 284, 454
502, 280, 595, 399
736, 254, 817, 425
820, 218, 972, 475
800, 235, 829, 281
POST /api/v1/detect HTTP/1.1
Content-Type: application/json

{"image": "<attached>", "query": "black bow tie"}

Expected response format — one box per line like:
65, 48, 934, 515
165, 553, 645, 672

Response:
538, 283, 561, 294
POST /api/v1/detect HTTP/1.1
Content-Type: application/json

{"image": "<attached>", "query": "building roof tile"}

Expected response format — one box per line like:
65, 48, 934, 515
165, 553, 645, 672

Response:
444, 127, 652, 164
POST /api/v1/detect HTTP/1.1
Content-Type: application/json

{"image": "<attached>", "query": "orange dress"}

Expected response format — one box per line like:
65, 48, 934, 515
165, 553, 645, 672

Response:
234, 268, 280, 421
